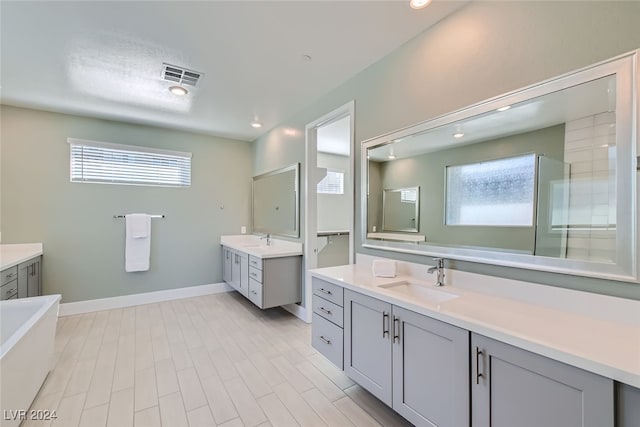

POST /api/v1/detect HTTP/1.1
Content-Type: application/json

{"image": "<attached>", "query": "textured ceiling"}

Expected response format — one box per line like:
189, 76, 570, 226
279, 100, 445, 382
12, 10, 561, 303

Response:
0, 1, 468, 141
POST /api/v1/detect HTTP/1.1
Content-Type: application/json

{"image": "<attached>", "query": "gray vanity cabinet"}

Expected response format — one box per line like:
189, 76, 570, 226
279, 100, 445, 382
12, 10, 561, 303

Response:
471, 333, 614, 427
344, 289, 393, 405
392, 306, 469, 427
344, 289, 470, 426
3, 255, 41, 299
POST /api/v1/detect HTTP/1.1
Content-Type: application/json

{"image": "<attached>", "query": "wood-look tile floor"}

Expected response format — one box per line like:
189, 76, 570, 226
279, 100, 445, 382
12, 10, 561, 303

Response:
26, 292, 412, 427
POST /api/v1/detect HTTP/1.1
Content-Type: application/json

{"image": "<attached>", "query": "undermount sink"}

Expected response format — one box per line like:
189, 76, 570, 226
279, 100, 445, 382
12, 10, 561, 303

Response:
379, 281, 459, 303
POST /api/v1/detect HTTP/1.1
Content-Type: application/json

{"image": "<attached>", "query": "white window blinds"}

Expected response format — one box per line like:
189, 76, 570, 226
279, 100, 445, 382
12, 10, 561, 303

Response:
68, 138, 191, 187
317, 170, 344, 194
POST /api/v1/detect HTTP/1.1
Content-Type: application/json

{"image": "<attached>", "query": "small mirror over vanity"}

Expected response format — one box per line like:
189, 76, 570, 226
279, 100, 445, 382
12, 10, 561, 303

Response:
253, 163, 300, 238
363, 51, 639, 282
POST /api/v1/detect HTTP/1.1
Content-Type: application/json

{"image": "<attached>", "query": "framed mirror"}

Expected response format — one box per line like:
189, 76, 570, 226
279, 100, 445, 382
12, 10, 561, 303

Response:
362, 51, 638, 282
382, 187, 420, 232
253, 163, 300, 238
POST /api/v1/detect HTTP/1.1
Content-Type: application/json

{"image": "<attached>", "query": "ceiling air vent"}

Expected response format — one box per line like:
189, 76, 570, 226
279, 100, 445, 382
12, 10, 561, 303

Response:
161, 63, 202, 87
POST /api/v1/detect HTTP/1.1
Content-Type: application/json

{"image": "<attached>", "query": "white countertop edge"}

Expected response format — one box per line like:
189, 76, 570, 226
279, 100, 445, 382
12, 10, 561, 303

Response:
220, 237, 302, 259
0, 243, 44, 270
309, 268, 640, 389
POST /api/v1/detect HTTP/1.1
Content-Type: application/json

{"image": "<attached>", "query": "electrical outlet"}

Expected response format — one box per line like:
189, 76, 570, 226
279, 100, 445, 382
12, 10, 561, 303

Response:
372, 226, 377, 232
241, 226, 247, 234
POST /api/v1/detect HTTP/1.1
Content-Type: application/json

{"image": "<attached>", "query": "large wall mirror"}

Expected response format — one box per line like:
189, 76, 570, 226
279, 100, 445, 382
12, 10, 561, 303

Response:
362, 51, 638, 282
253, 163, 300, 238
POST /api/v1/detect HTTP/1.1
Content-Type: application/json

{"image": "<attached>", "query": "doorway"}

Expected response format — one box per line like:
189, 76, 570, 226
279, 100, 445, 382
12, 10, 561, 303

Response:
303, 101, 355, 322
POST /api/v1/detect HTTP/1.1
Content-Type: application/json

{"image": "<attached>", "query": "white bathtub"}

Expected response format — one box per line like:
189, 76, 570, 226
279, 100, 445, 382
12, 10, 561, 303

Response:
0, 295, 60, 427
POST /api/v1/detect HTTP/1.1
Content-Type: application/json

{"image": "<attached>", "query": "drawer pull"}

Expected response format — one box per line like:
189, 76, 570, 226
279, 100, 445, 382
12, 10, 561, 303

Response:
5, 272, 16, 279
319, 336, 331, 345
6, 288, 17, 295
318, 288, 332, 295
251, 290, 257, 295
319, 307, 332, 315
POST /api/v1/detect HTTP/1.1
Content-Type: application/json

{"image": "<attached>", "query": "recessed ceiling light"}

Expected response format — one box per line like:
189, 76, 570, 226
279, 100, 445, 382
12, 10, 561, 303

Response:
388, 154, 396, 160
169, 85, 188, 96
250, 121, 263, 129
496, 105, 511, 112
392, 138, 403, 143
410, 0, 432, 10
453, 132, 464, 139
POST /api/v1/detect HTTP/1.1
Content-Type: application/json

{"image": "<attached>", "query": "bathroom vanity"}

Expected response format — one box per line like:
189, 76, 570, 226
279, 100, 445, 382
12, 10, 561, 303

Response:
310, 261, 640, 427
0, 243, 43, 300
221, 235, 302, 309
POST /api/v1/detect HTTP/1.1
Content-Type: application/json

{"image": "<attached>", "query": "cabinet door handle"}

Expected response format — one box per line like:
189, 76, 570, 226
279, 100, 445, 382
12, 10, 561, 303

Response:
475, 347, 484, 384
393, 316, 400, 343
319, 307, 332, 315
318, 288, 332, 295
251, 290, 257, 295
382, 312, 389, 337
319, 336, 331, 345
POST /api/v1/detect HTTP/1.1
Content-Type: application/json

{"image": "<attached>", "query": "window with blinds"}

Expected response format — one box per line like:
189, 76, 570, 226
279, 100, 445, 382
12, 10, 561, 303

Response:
317, 170, 344, 195
68, 138, 191, 187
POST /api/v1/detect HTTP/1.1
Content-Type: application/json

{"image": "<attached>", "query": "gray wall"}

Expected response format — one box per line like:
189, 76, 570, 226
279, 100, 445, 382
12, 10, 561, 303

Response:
374, 125, 565, 253
317, 152, 351, 232
1, 105, 252, 303
252, 1, 640, 300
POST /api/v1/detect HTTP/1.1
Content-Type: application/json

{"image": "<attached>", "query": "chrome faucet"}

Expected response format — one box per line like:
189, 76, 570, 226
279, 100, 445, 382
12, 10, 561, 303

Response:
427, 258, 445, 286
260, 233, 272, 246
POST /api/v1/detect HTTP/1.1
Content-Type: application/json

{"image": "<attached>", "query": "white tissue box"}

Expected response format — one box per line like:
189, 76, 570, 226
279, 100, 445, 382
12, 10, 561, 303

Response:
372, 259, 397, 278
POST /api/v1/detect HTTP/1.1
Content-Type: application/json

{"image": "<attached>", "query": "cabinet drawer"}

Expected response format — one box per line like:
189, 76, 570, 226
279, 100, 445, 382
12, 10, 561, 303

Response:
249, 255, 262, 270
313, 294, 344, 328
1, 266, 18, 286
248, 278, 263, 308
249, 266, 262, 283
312, 313, 343, 369
1, 280, 18, 300
312, 277, 344, 307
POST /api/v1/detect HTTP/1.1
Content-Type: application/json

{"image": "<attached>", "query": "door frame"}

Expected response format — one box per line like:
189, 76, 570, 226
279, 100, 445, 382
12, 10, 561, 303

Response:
303, 100, 355, 322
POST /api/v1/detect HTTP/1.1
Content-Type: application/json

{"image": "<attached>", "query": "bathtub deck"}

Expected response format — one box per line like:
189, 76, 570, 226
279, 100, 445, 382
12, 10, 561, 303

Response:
25, 292, 410, 427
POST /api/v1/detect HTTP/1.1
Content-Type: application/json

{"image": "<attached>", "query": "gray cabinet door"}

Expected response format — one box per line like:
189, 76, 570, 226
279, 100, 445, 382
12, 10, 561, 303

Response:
344, 289, 393, 406
230, 251, 241, 291
238, 252, 249, 297
223, 247, 232, 284
17, 262, 29, 298
392, 306, 469, 427
18, 256, 42, 298
27, 257, 41, 297
471, 333, 613, 427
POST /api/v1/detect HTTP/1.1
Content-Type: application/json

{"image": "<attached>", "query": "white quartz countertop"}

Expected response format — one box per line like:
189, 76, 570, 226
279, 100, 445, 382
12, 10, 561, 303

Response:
220, 235, 302, 259
309, 264, 640, 388
0, 243, 43, 270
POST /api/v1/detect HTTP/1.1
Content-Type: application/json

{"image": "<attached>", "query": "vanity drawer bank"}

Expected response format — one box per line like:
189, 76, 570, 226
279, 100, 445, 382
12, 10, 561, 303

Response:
0, 243, 43, 300
220, 235, 302, 309
309, 265, 640, 427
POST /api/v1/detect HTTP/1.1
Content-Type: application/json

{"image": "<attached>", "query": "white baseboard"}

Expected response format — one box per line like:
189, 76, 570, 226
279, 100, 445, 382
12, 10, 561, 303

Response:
281, 303, 310, 323
59, 282, 233, 316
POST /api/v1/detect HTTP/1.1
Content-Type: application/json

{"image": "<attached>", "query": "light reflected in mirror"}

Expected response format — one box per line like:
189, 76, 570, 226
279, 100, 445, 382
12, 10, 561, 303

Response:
367, 75, 618, 263
253, 163, 299, 237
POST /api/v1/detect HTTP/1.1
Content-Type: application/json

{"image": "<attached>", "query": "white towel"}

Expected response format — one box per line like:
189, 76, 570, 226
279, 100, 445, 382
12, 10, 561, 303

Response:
125, 214, 151, 272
